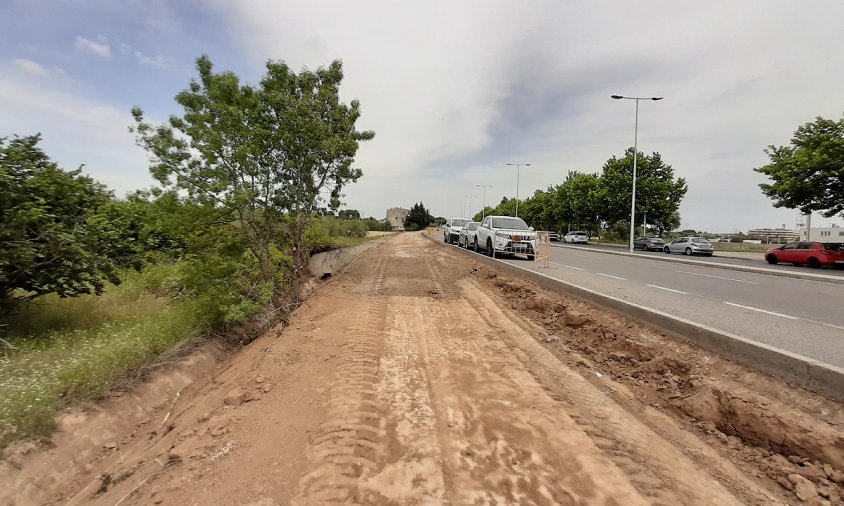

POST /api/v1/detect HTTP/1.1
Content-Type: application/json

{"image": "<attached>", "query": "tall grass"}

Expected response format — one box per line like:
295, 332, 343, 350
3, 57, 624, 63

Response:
0, 264, 213, 449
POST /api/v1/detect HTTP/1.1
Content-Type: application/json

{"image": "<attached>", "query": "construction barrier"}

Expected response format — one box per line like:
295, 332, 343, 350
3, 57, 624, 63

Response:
534, 231, 551, 268
491, 231, 537, 260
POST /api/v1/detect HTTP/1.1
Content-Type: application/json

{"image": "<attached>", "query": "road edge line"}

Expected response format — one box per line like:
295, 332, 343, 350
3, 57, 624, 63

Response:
551, 243, 844, 285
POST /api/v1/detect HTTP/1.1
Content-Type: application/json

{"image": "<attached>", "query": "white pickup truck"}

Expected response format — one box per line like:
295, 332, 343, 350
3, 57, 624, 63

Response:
443, 217, 470, 244
475, 215, 536, 259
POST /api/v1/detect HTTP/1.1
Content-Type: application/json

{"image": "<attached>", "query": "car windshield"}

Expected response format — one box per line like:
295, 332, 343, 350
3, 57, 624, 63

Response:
823, 243, 843, 251
451, 219, 469, 227
492, 217, 529, 230
692, 237, 710, 244
466, 222, 478, 231
569, 231, 586, 235
650, 237, 664, 242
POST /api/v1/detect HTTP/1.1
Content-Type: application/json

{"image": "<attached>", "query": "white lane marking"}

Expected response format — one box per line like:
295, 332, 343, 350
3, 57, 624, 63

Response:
597, 272, 627, 280
803, 319, 844, 331
559, 264, 585, 271
676, 270, 758, 285
646, 284, 688, 294
723, 302, 798, 319
573, 254, 603, 260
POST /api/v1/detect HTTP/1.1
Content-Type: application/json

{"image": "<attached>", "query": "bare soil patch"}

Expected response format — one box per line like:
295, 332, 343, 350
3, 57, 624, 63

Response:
1, 232, 842, 505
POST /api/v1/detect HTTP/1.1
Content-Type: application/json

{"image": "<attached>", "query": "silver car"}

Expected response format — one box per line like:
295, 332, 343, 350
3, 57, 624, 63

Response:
458, 222, 480, 248
663, 237, 714, 256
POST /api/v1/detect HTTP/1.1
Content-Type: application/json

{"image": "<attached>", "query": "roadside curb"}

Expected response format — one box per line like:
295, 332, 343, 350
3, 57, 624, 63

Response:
427, 233, 844, 400
551, 243, 844, 285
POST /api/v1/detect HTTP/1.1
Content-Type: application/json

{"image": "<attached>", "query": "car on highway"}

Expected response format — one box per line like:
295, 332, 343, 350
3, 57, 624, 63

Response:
633, 236, 665, 251
443, 217, 470, 244
663, 236, 714, 256
476, 215, 536, 259
458, 221, 480, 248
563, 231, 589, 244
765, 241, 844, 269
549, 232, 560, 242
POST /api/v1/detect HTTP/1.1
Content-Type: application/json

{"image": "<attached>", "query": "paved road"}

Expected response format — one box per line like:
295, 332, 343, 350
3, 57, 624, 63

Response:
447, 241, 844, 368
555, 242, 844, 278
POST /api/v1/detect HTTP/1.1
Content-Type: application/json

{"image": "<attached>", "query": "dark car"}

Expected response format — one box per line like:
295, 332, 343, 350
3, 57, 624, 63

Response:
765, 242, 844, 269
633, 236, 665, 251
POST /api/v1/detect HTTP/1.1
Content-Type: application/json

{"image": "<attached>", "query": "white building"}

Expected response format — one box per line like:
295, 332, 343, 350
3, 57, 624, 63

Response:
799, 225, 844, 242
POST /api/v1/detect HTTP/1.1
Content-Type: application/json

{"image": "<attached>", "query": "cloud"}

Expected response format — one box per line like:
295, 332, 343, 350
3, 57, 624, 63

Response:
133, 50, 170, 69
75, 35, 111, 57
204, 0, 844, 228
13, 58, 48, 76
0, 63, 152, 196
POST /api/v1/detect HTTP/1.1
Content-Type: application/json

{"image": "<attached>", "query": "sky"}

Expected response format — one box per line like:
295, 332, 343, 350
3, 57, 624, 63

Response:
2, 0, 843, 233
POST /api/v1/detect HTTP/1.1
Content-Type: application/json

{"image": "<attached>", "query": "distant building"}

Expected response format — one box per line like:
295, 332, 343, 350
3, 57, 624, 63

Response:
386, 207, 409, 230
746, 227, 800, 243
799, 224, 844, 242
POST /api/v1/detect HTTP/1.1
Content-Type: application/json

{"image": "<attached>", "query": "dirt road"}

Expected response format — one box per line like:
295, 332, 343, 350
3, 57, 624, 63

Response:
3, 232, 843, 505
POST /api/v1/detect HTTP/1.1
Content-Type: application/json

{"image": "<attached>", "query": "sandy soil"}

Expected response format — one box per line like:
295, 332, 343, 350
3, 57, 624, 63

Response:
2, 231, 843, 505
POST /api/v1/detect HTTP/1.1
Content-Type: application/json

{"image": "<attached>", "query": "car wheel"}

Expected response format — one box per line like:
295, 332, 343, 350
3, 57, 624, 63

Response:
487, 239, 494, 257
808, 257, 822, 269
473, 238, 479, 252
527, 255, 535, 261
685, 248, 692, 256
766, 254, 778, 265
663, 246, 670, 254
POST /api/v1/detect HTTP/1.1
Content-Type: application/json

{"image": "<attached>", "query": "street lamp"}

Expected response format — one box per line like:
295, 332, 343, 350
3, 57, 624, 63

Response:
611, 94, 663, 254
475, 184, 493, 219
465, 195, 477, 220
506, 162, 532, 218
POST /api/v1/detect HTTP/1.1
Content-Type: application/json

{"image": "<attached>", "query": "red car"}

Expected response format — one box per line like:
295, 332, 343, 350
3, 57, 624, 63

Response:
765, 242, 844, 269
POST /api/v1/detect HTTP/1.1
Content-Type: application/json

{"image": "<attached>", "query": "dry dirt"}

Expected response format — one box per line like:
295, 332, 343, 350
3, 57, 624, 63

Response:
2, 231, 844, 505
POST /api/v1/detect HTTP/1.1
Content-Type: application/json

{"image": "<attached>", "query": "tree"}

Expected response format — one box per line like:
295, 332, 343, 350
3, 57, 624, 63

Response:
338, 209, 361, 220
755, 114, 844, 217
131, 55, 374, 284
403, 202, 432, 231
0, 135, 118, 308
597, 149, 687, 238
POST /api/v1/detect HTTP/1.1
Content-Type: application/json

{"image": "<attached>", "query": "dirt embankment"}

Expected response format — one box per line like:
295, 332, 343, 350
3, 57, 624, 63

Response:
1, 231, 843, 505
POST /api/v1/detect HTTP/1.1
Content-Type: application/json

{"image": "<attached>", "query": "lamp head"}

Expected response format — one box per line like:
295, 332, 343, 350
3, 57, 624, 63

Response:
652, 97, 664, 101
611, 95, 623, 99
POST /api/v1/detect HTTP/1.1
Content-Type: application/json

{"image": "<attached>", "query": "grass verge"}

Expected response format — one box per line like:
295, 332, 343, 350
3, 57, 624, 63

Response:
0, 265, 212, 450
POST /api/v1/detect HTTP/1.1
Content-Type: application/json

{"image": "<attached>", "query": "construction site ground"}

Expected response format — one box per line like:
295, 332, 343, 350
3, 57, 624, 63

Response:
2, 232, 843, 505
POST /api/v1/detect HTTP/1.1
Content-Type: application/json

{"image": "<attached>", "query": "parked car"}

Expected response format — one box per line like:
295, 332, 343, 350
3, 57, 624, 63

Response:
549, 232, 560, 242
765, 242, 844, 268
443, 217, 470, 244
663, 237, 714, 256
476, 215, 536, 259
633, 236, 665, 251
563, 231, 589, 244
458, 222, 480, 248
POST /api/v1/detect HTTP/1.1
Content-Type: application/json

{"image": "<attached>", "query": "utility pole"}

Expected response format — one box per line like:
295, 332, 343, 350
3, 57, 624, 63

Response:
506, 162, 532, 218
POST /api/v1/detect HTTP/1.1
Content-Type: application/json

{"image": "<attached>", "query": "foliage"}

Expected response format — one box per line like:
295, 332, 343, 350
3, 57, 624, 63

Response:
131, 55, 374, 282
755, 114, 844, 217
362, 217, 392, 231
597, 149, 687, 235
0, 135, 120, 308
338, 209, 361, 220
403, 202, 433, 231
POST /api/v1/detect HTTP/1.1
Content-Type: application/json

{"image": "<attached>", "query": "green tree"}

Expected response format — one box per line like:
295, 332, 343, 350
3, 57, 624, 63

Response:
597, 149, 687, 238
403, 202, 432, 231
755, 114, 844, 217
338, 209, 361, 220
131, 55, 374, 283
0, 135, 118, 308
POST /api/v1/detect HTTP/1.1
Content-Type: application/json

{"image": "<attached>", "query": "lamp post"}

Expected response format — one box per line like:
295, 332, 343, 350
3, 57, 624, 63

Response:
465, 195, 477, 220
611, 94, 663, 253
476, 184, 493, 219
506, 162, 532, 218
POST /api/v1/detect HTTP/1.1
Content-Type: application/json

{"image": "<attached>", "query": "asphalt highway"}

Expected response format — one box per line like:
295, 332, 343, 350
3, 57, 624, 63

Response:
445, 240, 844, 369
560, 242, 844, 278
